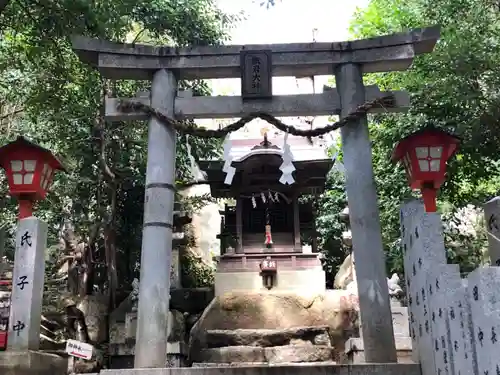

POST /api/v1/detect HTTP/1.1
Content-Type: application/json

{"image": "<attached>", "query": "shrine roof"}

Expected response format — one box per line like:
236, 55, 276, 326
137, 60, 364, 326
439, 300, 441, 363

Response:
198, 132, 334, 197
200, 132, 332, 166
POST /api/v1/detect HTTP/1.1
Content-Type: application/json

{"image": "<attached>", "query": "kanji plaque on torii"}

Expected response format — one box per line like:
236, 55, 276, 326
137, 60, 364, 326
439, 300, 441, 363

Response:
71, 25, 440, 368
240, 50, 273, 100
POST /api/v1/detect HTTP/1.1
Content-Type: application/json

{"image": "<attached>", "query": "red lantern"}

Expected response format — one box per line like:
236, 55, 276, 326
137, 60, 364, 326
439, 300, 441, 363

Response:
0, 137, 66, 219
392, 128, 459, 212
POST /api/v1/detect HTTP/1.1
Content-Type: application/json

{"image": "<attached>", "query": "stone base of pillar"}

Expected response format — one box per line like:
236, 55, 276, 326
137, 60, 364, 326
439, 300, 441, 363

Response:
125, 312, 137, 343
0, 350, 67, 375
166, 341, 188, 367
343, 337, 413, 364
166, 353, 186, 367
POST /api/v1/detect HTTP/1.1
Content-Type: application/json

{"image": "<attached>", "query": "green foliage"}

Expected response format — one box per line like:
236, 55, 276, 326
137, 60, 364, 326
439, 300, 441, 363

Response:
0, 0, 234, 295
316, 0, 497, 277
442, 205, 488, 275
315, 170, 347, 277
181, 250, 215, 288
179, 225, 215, 288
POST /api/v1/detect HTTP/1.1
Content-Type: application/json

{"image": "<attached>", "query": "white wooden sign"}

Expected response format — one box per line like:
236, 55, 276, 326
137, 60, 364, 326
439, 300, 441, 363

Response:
65, 339, 93, 360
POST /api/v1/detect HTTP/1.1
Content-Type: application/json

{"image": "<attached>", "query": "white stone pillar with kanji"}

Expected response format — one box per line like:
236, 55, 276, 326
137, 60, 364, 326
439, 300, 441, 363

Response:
484, 197, 500, 266
7, 217, 47, 350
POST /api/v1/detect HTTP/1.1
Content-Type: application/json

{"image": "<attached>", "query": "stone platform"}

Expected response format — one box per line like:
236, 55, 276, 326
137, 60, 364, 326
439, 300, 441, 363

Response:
188, 290, 360, 364
215, 253, 325, 296
0, 350, 67, 375
344, 337, 413, 364
98, 363, 422, 375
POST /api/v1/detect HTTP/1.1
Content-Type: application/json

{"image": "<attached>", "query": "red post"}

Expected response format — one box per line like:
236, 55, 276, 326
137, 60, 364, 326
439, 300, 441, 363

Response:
0, 280, 11, 351
421, 187, 437, 213
18, 199, 33, 219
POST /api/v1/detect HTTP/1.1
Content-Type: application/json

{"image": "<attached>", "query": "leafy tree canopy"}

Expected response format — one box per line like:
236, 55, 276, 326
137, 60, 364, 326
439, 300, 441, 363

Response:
317, 0, 497, 280
0, 0, 235, 298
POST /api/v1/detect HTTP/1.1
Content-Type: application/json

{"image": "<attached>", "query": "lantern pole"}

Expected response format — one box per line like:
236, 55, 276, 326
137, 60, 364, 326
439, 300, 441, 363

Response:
421, 183, 437, 213
18, 198, 34, 220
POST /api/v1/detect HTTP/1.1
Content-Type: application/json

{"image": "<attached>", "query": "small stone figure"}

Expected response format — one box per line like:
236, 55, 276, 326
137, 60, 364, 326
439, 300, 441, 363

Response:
387, 273, 404, 305
336, 253, 404, 305
387, 273, 403, 296
131, 278, 140, 313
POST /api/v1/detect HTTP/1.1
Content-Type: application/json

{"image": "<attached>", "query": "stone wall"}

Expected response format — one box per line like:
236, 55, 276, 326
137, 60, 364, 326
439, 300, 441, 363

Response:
0, 351, 67, 375
109, 287, 214, 368
400, 199, 500, 375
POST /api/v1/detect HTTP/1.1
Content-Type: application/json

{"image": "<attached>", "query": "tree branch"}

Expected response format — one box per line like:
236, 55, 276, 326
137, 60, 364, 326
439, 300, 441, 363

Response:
131, 28, 147, 45
0, 108, 22, 120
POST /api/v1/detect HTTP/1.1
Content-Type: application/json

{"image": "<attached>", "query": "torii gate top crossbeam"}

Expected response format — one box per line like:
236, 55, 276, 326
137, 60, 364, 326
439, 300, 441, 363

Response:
71, 26, 440, 80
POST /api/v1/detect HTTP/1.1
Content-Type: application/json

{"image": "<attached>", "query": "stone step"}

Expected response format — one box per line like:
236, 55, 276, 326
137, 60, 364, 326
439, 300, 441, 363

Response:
192, 361, 338, 367
344, 337, 414, 364
99, 363, 423, 375
198, 345, 335, 364
205, 326, 331, 348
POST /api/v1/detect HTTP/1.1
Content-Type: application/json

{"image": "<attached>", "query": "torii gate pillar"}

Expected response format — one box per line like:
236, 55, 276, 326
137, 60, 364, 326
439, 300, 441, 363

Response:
336, 63, 397, 362
134, 69, 177, 368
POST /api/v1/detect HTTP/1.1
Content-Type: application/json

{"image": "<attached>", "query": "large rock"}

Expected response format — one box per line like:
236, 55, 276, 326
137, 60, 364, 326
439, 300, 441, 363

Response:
77, 294, 108, 344
188, 290, 359, 363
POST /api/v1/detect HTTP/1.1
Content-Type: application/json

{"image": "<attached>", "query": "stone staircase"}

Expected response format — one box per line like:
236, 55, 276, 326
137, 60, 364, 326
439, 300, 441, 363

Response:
191, 326, 337, 367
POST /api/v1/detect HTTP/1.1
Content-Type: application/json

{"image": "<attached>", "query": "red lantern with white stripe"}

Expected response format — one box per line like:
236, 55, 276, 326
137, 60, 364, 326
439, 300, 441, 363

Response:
392, 128, 459, 212
0, 137, 66, 219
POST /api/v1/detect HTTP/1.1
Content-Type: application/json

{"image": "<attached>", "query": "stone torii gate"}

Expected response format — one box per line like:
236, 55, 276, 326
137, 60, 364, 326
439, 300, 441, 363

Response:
71, 25, 440, 369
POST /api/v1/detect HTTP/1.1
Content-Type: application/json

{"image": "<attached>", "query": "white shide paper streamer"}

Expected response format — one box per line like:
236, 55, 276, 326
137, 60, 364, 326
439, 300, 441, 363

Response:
222, 134, 236, 185
279, 132, 295, 185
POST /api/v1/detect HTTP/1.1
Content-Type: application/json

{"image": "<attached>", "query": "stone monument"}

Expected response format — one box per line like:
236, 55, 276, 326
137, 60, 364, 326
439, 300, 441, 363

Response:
484, 197, 500, 266
8, 217, 47, 351
0, 217, 66, 375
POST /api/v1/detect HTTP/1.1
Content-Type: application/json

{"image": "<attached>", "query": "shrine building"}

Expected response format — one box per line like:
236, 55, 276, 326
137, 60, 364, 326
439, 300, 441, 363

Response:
199, 130, 333, 296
